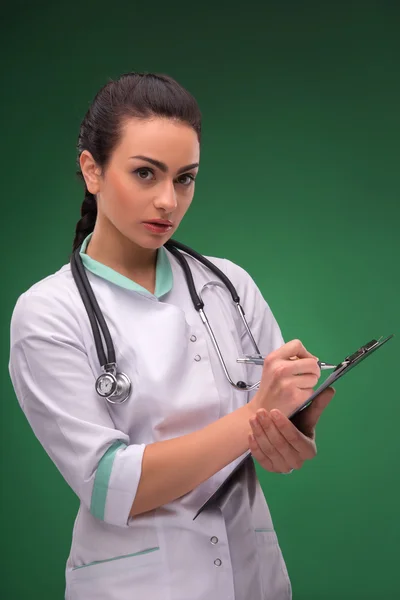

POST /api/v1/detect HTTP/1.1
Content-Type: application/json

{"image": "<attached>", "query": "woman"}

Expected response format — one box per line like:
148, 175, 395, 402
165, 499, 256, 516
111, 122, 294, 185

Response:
8, 72, 334, 600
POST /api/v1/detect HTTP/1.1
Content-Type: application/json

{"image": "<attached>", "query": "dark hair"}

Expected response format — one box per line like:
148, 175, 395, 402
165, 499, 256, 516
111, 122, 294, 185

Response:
72, 72, 202, 252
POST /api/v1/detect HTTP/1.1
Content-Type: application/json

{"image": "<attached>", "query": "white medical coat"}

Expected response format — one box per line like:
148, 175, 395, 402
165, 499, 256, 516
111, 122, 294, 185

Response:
9, 248, 292, 600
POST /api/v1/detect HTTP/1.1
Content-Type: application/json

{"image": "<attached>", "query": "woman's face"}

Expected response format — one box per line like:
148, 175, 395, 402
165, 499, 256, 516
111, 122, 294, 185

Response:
81, 116, 200, 250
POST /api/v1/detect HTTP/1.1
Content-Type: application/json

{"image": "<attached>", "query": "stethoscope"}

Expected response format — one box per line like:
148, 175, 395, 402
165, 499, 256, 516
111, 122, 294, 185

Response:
70, 239, 263, 405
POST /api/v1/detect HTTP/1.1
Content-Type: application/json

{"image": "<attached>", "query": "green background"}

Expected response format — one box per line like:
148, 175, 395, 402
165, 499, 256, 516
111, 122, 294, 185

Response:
1, 1, 399, 598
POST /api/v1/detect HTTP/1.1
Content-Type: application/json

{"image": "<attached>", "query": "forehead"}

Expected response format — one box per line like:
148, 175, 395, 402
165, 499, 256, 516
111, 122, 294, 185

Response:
113, 117, 200, 165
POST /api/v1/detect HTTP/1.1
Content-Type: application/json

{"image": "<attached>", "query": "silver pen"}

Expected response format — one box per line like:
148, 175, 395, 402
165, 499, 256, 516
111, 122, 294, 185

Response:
236, 355, 336, 370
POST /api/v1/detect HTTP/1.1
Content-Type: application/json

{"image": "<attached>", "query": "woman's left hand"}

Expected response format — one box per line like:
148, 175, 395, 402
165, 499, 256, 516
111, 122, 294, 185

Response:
248, 387, 336, 474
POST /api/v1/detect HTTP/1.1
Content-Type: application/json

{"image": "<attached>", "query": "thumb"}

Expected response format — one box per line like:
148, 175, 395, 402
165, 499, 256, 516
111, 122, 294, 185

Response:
297, 387, 336, 433
311, 386, 336, 419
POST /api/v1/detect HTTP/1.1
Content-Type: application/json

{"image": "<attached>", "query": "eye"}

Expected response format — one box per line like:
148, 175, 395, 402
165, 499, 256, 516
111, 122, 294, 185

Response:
177, 173, 196, 186
133, 167, 155, 181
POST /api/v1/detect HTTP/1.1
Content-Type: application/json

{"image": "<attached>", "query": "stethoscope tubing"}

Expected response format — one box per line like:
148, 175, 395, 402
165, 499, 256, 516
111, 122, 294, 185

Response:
70, 239, 262, 397
72, 249, 116, 367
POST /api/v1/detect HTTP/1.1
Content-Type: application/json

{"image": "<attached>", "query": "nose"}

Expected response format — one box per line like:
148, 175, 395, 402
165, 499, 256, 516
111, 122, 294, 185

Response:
153, 180, 178, 213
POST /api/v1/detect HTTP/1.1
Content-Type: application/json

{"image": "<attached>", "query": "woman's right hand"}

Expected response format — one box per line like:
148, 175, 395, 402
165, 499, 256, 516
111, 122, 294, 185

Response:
249, 339, 321, 418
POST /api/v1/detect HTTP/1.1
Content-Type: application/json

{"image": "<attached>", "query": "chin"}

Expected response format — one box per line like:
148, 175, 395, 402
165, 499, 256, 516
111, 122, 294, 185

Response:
142, 239, 168, 250
129, 232, 174, 250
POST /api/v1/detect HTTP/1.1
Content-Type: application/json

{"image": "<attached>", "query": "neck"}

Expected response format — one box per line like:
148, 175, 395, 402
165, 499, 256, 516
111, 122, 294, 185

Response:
85, 222, 158, 291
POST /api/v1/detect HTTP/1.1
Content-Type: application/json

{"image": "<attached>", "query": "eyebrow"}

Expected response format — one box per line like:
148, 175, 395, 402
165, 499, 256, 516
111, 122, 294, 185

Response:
129, 155, 199, 174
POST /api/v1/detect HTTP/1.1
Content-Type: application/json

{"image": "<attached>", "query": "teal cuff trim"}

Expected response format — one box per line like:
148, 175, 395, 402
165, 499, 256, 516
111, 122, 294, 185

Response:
79, 232, 173, 298
72, 547, 160, 570
90, 440, 127, 521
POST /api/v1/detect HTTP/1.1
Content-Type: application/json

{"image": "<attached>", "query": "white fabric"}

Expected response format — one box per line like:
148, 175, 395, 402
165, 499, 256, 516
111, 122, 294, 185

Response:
9, 249, 291, 600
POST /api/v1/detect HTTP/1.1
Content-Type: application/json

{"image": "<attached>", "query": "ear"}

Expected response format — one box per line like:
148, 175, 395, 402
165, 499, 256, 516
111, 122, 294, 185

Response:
80, 151, 102, 195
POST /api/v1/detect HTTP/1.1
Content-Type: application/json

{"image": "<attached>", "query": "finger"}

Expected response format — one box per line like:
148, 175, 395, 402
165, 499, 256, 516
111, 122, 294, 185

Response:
250, 412, 293, 473
269, 409, 317, 460
269, 339, 317, 362
294, 374, 320, 389
273, 358, 320, 378
259, 411, 308, 468
250, 415, 289, 471
248, 433, 276, 472
289, 357, 321, 377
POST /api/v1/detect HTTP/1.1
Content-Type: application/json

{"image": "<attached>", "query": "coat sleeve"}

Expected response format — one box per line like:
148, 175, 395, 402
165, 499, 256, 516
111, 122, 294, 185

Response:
8, 290, 145, 528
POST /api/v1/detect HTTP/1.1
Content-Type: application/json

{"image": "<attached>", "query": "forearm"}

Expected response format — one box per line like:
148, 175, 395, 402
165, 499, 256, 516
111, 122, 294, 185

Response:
129, 402, 256, 517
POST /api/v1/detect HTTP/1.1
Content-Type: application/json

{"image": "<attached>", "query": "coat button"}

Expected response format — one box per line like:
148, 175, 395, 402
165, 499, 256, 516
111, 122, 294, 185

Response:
210, 536, 218, 545
190, 335, 197, 342
214, 559, 222, 567
194, 355, 201, 362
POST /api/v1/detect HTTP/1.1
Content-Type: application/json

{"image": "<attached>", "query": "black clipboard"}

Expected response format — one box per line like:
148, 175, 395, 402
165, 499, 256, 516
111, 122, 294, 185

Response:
193, 334, 394, 520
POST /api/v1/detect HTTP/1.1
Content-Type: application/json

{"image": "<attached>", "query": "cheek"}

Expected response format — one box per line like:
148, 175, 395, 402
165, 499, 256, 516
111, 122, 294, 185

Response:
173, 202, 191, 228
176, 190, 194, 219
104, 173, 139, 216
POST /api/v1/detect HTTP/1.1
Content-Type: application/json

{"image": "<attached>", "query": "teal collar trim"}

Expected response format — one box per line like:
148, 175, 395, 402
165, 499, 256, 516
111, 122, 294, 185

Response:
79, 233, 173, 298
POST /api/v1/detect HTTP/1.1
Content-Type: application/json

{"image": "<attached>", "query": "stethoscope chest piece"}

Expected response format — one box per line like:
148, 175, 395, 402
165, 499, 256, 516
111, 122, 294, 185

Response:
71, 238, 265, 404
95, 369, 131, 405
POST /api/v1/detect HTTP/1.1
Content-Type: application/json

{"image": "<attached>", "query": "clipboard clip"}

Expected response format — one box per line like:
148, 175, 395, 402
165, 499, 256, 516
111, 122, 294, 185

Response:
343, 337, 382, 365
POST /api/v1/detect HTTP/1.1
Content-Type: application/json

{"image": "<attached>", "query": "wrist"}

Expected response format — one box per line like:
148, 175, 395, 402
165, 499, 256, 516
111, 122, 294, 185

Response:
246, 393, 262, 417
243, 398, 258, 419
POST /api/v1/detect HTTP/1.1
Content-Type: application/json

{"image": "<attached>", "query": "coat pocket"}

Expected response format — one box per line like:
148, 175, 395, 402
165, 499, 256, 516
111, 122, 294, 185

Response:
255, 530, 292, 600
67, 547, 164, 600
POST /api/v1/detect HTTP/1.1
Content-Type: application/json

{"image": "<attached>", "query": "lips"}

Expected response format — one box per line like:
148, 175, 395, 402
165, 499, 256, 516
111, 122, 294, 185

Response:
142, 220, 173, 235
144, 220, 173, 226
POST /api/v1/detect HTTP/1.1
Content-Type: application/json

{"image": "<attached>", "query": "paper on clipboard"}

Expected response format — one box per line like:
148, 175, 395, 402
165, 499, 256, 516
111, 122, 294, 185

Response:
193, 334, 394, 520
